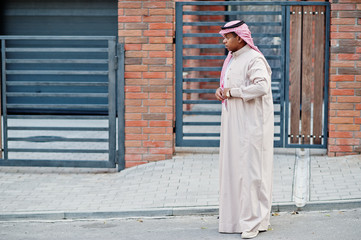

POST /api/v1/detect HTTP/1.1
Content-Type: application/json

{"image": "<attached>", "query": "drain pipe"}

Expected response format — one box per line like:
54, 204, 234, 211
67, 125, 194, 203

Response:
293, 148, 310, 208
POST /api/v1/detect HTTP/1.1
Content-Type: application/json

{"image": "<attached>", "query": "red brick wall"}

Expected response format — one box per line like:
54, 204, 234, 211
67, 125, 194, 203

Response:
118, 0, 175, 167
328, 0, 361, 156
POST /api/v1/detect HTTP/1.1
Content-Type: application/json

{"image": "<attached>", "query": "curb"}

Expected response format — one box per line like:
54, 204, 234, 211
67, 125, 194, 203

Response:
1, 200, 361, 221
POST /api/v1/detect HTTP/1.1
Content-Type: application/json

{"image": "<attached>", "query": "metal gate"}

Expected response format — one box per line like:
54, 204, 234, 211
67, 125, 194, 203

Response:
175, 1, 330, 148
0, 36, 125, 171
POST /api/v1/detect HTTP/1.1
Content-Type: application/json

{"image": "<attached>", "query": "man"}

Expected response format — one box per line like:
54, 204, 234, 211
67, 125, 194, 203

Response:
215, 20, 274, 239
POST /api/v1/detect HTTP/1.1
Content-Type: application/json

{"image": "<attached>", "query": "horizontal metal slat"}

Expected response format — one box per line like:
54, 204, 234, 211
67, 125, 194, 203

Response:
183, 100, 220, 104
252, 33, 282, 38
183, 133, 220, 137
183, 89, 216, 94
184, 67, 280, 72
7, 104, 108, 109
177, 139, 220, 147
183, 55, 282, 60
183, 55, 225, 60
183, 22, 282, 27
183, 111, 280, 116
264, 56, 282, 60
6, 81, 108, 86
183, 33, 281, 38
272, 78, 282, 82
183, 55, 281, 60
0, 36, 116, 41
6, 59, 108, 64
7, 115, 108, 120
184, 111, 221, 115
6, 70, 108, 75
183, 33, 220, 37
177, 1, 329, 6
183, 67, 222, 71
248, 22, 282, 26
7, 126, 108, 131
184, 44, 224, 49
6, 92, 108, 98
270, 67, 282, 71
184, 44, 281, 49
183, 78, 219, 82
183, 122, 281, 126
7, 148, 109, 153
8, 137, 108, 142
0, 159, 115, 168
183, 122, 220, 126
5, 9, 117, 17
5, 48, 108, 52
183, 11, 282, 16
258, 45, 281, 49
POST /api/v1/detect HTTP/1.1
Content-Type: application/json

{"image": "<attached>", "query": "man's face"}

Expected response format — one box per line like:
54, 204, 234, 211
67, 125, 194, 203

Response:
222, 33, 242, 52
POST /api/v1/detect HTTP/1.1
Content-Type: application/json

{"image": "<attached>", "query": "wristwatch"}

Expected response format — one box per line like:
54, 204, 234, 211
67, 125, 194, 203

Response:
226, 89, 231, 98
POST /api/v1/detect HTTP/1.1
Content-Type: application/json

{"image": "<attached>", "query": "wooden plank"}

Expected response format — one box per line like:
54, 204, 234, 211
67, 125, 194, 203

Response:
313, 6, 325, 145
301, 6, 313, 144
289, 6, 302, 144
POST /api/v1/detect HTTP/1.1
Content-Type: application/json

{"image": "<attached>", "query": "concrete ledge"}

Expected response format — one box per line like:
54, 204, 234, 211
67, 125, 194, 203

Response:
172, 206, 219, 216
299, 199, 361, 211
1, 200, 360, 221
64, 209, 174, 219
272, 199, 361, 212
0, 211, 66, 221
175, 147, 327, 156
0, 209, 175, 221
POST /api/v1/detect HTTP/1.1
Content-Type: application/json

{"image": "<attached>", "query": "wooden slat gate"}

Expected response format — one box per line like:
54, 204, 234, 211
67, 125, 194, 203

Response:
0, 36, 125, 171
175, 1, 330, 148
286, 4, 330, 148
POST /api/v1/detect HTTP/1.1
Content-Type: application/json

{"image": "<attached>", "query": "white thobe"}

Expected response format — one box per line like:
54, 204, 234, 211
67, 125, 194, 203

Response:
219, 45, 274, 233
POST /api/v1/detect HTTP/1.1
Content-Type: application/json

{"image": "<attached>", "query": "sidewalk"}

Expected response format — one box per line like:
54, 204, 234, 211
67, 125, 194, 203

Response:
0, 148, 361, 220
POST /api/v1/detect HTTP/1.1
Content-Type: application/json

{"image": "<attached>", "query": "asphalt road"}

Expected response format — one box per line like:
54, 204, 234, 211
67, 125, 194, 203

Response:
1, 208, 361, 240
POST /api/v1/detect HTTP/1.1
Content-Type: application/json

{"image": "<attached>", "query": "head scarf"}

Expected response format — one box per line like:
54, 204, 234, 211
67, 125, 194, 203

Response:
219, 20, 262, 54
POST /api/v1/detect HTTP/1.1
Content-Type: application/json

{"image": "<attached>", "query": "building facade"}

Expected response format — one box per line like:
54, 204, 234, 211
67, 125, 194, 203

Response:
0, 0, 360, 169
119, 0, 360, 167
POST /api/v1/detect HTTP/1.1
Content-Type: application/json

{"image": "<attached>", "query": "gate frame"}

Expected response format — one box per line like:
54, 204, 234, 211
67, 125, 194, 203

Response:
175, 1, 330, 149
0, 36, 125, 171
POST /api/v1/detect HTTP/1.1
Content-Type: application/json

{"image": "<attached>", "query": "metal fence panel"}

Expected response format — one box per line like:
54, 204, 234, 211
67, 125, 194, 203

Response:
0, 36, 124, 170
175, 1, 329, 148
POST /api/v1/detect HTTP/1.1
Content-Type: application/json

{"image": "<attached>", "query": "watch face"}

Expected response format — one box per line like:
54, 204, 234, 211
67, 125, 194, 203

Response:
226, 91, 230, 97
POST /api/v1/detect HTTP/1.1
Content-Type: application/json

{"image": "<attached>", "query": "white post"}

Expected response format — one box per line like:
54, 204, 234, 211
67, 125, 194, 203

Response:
293, 148, 310, 208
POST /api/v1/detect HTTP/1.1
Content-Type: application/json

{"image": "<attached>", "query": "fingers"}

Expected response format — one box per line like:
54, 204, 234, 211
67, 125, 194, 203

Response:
215, 88, 225, 101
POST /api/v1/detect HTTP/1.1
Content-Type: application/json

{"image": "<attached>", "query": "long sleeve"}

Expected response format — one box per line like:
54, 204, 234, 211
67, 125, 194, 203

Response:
230, 57, 271, 102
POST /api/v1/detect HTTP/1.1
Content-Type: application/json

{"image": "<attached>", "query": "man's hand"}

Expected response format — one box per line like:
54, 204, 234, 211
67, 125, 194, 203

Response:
223, 88, 231, 98
215, 87, 225, 101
